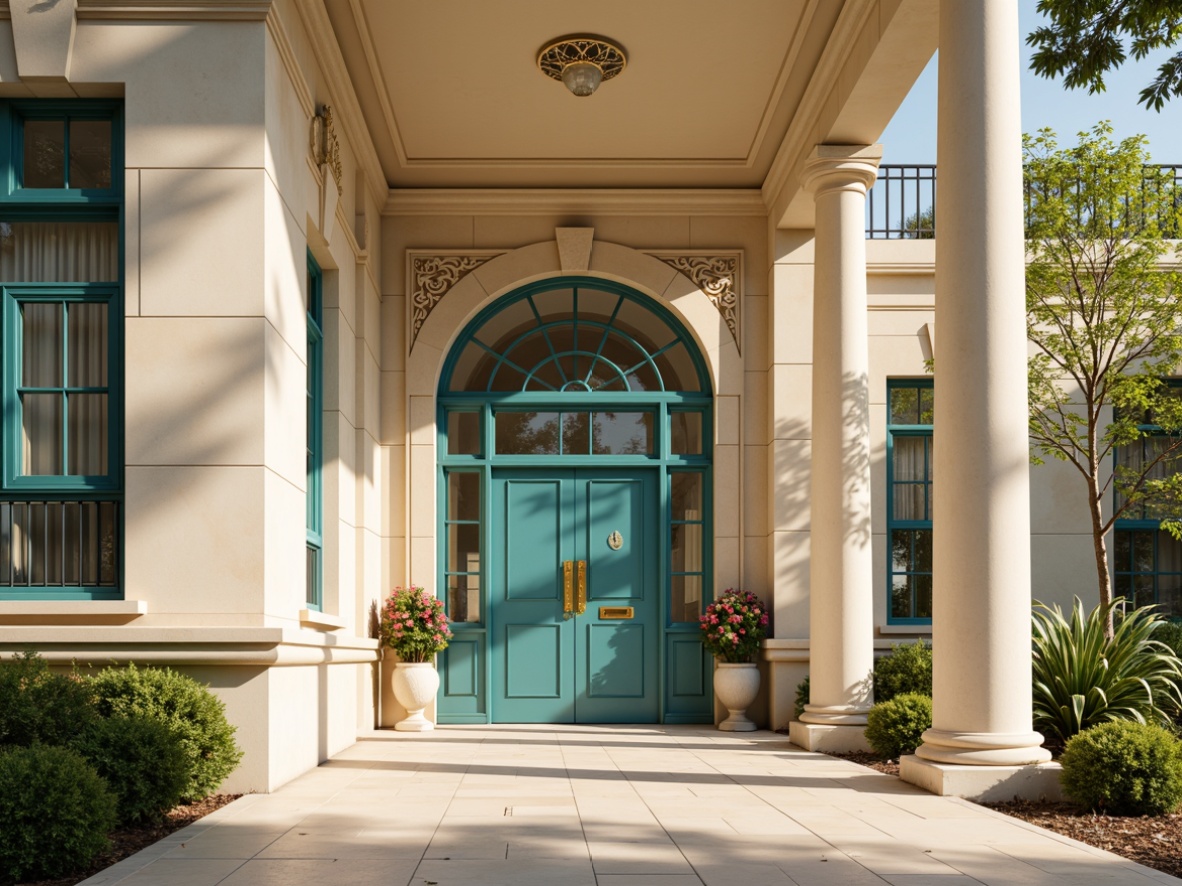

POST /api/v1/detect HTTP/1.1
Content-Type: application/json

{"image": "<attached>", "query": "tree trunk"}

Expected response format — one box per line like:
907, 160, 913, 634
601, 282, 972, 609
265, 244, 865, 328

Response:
1086, 472, 1114, 639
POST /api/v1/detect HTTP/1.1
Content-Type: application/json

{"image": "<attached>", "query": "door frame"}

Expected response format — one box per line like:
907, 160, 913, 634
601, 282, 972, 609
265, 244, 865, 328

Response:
433, 278, 716, 725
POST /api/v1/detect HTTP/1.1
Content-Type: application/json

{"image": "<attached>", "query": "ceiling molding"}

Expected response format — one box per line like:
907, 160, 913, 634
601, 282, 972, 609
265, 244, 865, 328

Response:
74, 0, 272, 19
345, 0, 409, 168
385, 188, 768, 217
762, 0, 878, 215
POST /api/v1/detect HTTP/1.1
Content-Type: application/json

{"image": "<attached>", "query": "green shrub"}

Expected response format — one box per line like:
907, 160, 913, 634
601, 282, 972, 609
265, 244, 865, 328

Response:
873, 641, 932, 702
0, 650, 98, 748
0, 745, 116, 882
794, 675, 810, 720
1032, 598, 1182, 744
1060, 721, 1182, 815
76, 716, 189, 825
865, 693, 932, 760
89, 664, 242, 801
1154, 620, 1182, 658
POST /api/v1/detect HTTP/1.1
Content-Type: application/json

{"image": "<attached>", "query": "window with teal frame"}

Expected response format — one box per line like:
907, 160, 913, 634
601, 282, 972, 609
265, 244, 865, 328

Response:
887, 379, 934, 623
0, 100, 122, 600
1114, 380, 1182, 619
305, 255, 323, 610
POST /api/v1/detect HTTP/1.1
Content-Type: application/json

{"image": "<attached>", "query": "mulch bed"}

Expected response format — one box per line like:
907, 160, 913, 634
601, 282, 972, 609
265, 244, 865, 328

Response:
17, 794, 240, 886
828, 751, 1182, 880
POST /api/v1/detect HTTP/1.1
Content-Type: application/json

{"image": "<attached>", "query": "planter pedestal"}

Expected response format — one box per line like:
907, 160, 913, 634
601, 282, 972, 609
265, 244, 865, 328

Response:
391, 661, 438, 732
714, 662, 760, 731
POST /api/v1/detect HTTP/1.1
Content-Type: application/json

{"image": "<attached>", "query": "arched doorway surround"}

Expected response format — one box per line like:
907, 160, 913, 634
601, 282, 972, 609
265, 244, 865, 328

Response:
404, 239, 742, 724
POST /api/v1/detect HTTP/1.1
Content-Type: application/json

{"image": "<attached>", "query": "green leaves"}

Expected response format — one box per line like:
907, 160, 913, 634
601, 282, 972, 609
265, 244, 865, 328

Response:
1031, 598, 1182, 743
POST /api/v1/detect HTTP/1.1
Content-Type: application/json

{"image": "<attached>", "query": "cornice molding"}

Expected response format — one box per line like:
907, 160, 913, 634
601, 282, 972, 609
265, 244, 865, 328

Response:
648, 251, 743, 353
407, 251, 505, 351
385, 189, 767, 218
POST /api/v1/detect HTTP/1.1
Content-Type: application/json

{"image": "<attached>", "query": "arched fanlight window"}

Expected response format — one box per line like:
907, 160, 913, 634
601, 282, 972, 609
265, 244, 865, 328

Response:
442, 280, 709, 394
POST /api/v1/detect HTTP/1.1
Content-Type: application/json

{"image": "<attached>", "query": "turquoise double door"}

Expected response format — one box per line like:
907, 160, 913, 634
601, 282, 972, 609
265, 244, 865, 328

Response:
491, 468, 659, 722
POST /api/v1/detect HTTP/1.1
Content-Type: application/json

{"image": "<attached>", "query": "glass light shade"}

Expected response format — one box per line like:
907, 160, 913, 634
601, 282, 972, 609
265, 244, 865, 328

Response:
561, 62, 603, 96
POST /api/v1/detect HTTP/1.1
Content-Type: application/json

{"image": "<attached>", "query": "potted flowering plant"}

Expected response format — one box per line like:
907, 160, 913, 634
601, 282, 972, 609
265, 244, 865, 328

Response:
380, 586, 453, 731
699, 589, 769, 731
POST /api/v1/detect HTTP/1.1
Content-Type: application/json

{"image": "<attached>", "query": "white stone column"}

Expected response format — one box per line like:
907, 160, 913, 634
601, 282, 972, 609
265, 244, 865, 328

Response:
789, 146, 880, 753
903, 0, 1052, 792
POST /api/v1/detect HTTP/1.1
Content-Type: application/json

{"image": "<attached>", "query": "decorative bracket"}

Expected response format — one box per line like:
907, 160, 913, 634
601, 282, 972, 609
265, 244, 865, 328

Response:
407, 251, 505, 352
312, 106, 343, 242
647, 252, 743, 353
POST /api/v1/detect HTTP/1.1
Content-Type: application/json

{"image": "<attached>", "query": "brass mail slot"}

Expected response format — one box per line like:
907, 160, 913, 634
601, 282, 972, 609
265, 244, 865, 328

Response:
599, 606, 634, 619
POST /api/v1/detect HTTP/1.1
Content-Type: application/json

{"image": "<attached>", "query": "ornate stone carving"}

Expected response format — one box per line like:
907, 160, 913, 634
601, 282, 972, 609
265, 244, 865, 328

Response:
652, 253, 742, 352
408, 253, 501, 350
311, 105, 342, 196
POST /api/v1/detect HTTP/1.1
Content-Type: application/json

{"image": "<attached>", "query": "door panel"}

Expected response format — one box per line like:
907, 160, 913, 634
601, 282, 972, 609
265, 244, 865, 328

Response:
491, 468, 658, 723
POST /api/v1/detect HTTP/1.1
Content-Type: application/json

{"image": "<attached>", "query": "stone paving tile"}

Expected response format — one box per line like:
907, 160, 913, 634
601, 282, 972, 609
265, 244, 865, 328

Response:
75, 725, 1182, 886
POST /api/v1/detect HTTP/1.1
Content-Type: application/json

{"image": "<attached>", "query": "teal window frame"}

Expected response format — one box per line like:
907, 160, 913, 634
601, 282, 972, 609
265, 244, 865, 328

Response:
0, 100, 123, 601
435, 277, 714, 724
886, 379, 934, 625
1114, 379, 1182, 618
306, 255, 323, 611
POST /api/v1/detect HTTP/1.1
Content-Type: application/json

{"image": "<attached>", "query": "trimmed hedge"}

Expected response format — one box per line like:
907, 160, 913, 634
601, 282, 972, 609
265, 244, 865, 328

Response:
0, 745, 116, 882
865, 693, 932, 760
0, 650, 98, 748
76, 716, 190, 825
90, 664, 242, 801
873, 641, 932, 703
1060, 721, 1182, 815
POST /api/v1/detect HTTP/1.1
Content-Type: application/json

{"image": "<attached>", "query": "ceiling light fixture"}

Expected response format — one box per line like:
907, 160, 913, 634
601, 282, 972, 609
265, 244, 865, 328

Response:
537, 35, 627, 97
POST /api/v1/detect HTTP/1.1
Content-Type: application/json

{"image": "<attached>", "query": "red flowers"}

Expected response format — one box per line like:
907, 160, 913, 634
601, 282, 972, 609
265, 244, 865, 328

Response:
380, 585, 453, 663
699, 589, 769, 663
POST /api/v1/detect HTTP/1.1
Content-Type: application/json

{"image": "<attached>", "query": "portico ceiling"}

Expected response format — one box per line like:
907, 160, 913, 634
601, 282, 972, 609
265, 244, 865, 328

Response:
321, 0, 937, 195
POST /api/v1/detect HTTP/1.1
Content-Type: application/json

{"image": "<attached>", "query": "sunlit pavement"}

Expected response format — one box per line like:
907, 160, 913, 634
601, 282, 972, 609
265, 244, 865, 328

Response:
80, 725, 1179, 886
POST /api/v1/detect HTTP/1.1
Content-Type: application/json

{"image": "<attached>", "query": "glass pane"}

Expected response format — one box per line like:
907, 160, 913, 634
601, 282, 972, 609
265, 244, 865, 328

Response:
68, 303, 108, 387
22, 302, 63, 386
671, 473, 703, 519
0, 222, 119, 283
23, 120, 65, 188
1115, 530, 1132, 569
69, 120, 112, 189
448, 573, 481, 623
671, 523, 703, 573
891, 575, 911, 619
893, 437, 926, 481
671, 574, 702, 623
487, 364, 527, 392
447, 412, 481, 455
914, 574, 933, 619
615, 297, 676, 353
471, 296, 538, 352
22, 393, 63, 474
919, 387, 935, 424
1133, 530, 1155, 572
68, 393, 108, 475
893, 484, 924, 521
592, 412, 653, 455
495, 412, 559, 454
670, 412, 703, 455
891, 529, 911, 572
652, 341, 701, 393
562, 412, 590, 454
447, 473, 480, 521
306, 546, 319, 607
449, 343, 486, 392
1160, 531, 1182, 573
98, 501, 117, 585
448, 524, 480, 575
1134, 575, 1155, 609
914, 529, 933, 573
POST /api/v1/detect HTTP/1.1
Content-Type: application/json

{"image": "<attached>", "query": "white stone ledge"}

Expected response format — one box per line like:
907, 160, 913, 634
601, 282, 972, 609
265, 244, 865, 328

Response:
0, 625, 380, 667
0, 600, 147, 625
299, 609, 347, 631
901, 755, 1064, 803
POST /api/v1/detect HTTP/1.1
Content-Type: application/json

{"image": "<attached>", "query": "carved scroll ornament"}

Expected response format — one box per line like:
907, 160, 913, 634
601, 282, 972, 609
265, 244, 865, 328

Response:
409, 253, 501, 350
653, 254, 741, 352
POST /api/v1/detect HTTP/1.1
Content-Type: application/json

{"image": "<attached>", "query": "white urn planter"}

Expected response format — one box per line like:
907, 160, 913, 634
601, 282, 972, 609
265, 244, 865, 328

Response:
714, 662, 760, 731
391, 661, 439, 732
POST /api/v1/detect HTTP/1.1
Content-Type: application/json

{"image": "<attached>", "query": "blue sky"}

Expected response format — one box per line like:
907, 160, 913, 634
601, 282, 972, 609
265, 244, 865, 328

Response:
879, 0, 1178, 164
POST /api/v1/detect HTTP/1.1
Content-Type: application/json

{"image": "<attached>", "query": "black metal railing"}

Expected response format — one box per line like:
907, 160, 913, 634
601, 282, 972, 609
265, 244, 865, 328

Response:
0, 500, 119, 588
866, 164, 1182, 239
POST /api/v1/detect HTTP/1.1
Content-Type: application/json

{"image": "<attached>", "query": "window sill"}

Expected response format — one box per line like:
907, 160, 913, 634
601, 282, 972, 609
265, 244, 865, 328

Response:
0, 600, 146, 625
299, 609, 346, 631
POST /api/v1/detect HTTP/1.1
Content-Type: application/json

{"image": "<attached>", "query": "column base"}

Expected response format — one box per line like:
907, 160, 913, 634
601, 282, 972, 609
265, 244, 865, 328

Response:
788, 720, 872, 754
799, 704, 869, 726
900, 755, 1062, 802
915, 727, 1052, 766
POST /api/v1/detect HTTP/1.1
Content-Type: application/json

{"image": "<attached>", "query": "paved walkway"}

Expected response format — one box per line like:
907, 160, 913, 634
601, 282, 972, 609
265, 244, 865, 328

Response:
82, 726, 1178, 886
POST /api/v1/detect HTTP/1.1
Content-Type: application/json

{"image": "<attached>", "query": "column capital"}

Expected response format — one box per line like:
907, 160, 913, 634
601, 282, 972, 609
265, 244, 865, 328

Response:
803, 145, 883, 198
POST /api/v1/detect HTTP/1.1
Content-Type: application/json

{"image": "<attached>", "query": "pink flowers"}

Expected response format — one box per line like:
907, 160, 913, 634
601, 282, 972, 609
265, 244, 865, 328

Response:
380, 585, 453, 663
699, 589, 770, 663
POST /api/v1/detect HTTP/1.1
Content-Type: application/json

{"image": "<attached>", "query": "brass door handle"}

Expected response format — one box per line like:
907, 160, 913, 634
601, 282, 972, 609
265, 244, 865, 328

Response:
576, 560, 587, 615
563, 560, 574, 618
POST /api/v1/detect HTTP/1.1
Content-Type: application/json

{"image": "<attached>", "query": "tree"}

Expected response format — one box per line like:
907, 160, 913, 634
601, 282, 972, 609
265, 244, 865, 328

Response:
1027, 1, 1182, 111
1026, 123, 1182, 637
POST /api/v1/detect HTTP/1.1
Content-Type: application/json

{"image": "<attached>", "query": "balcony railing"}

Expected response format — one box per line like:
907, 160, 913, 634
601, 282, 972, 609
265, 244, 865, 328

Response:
865, 164, 1182, 239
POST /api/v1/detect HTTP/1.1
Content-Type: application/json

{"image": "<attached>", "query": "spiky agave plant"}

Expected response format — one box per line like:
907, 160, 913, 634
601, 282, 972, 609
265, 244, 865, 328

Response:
1031, 597, 1182, 745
